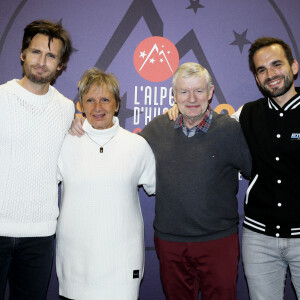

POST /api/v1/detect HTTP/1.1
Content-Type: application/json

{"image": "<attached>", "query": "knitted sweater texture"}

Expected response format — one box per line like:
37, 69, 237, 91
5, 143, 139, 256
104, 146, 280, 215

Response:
0, 79, 74, 237
56, 118, 156, 300
141, 113, 252, 242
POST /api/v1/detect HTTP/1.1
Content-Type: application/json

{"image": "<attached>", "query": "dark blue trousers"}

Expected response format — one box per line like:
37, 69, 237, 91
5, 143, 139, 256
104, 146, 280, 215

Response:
0, 235, 54, 300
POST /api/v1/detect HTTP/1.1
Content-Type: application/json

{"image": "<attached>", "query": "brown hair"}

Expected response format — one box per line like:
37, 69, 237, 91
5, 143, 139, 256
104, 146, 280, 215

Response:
249, 37, 294, 74
21, 20, 72, 70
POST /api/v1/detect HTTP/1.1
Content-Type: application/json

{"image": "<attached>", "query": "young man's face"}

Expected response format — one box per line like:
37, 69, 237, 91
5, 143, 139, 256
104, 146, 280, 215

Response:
253, 44, 298, 99
21, 33, 63, 84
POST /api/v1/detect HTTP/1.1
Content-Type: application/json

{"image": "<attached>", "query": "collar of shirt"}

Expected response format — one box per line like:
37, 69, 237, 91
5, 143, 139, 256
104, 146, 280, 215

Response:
174, 105, 213, 137
268, 91, 300, 111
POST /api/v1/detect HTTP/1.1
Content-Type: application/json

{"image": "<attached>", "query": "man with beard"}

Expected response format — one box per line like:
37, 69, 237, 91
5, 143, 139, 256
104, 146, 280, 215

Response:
233, 37, 300, 299
0, 20, 74, 299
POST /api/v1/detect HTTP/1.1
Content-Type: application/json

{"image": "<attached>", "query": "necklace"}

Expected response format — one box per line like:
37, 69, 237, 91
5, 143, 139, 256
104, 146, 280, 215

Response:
85, 132, 116, 153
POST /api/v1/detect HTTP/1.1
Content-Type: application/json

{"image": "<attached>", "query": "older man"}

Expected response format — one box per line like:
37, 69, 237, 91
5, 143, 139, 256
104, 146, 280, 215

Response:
140, 62, 252, 300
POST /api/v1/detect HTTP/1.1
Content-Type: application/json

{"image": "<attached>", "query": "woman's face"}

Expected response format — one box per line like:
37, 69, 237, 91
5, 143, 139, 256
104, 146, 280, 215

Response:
81, 83, 119, 130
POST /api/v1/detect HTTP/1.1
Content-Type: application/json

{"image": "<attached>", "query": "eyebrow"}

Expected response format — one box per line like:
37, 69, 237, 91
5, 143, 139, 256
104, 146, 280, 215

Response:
256, 59, 284, 73
29, 46, 58, 54
256, 65, 265, 73
271, 59, 283, 65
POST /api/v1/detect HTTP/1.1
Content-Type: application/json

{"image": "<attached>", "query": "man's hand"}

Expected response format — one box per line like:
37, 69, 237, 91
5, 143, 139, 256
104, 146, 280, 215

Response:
69, 115, 85, 137
163, 104, 179, 121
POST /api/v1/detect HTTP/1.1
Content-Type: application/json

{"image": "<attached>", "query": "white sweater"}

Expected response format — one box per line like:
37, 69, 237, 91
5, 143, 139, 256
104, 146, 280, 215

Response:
56, 118, 156, 300
0, 79, 74, 237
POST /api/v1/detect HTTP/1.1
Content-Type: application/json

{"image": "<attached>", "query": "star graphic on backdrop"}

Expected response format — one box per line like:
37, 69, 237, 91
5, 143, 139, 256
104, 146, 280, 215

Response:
230, 30, 251, 53
149, 58, 155, 64
139, 51, 146, 59
160, 58, 164, 63
186, 0, 204, 14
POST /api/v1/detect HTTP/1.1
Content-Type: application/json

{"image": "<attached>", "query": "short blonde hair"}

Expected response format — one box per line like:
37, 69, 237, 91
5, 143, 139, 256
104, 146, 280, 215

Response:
78, 67, 120, 112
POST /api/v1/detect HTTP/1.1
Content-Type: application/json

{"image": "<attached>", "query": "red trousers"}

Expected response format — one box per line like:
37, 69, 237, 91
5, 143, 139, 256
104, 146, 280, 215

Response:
154, 233, 239, 300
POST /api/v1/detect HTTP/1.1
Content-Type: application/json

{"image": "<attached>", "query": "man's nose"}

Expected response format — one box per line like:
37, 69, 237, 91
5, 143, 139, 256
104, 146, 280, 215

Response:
189, 91, 196, 102
266, 67, 276, 79
37, 54, 46, 66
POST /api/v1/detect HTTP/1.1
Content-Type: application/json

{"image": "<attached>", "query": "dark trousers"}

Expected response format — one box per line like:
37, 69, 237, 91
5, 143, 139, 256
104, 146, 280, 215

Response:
155, 233, 239, 300
0, 235, 54, 300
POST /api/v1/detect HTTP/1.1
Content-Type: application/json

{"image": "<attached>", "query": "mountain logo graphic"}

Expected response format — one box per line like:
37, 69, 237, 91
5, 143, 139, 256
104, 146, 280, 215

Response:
133, 36, 179, 82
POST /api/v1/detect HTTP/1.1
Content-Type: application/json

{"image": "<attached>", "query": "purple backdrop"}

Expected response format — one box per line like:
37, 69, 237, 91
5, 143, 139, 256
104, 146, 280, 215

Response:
1, 0, 300, 299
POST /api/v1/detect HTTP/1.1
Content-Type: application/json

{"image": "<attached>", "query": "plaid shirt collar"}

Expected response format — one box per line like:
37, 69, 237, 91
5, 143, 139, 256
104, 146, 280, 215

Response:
174, 105, 213, 137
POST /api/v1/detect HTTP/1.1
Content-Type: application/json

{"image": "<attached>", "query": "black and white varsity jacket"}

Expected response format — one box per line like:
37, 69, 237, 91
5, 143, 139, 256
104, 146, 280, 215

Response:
240, 88, 300, 238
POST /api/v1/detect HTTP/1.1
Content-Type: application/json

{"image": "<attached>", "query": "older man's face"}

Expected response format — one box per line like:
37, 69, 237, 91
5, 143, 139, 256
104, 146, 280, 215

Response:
174, 75, 214, 127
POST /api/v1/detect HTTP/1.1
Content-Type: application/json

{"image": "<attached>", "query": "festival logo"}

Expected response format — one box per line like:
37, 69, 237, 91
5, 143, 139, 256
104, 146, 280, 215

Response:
133, 36, 179, 82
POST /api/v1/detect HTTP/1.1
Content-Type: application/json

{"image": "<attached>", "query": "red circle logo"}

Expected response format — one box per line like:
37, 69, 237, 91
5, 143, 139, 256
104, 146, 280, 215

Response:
133, 36, 179, 82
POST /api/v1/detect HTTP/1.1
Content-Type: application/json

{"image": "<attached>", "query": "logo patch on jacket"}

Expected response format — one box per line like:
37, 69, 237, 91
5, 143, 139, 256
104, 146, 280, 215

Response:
133, 270, 139, 279
291, 133, 300, 140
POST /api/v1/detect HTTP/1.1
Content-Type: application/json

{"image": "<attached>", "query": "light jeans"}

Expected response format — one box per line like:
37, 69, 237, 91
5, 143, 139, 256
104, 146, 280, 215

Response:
242, 227, 300, 300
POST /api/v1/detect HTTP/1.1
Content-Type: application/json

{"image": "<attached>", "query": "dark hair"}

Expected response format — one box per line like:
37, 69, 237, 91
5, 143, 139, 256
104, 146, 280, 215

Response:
248, 37, 294, 74
21, 20, 72, 69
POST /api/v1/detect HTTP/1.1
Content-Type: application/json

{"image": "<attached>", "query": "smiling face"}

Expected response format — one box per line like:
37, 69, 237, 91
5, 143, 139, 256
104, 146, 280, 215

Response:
21, 33, 62, 85
254, 44, 299, 105
174, 75, 214, 128
81, 83, 119, 130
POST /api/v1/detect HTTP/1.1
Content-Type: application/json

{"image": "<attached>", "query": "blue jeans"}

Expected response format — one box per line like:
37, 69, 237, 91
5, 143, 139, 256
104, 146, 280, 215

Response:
242, 227, 300, 300
0, 235, 54, 300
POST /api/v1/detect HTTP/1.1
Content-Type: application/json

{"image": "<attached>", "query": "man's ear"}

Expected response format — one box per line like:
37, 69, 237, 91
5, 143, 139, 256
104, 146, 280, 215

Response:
208, 85, 214, 100
56, 63, 63, 72
172, 88, 177, 104
292, 59, 299, 76
20, 52, 25, 62
255, 74, 260, 86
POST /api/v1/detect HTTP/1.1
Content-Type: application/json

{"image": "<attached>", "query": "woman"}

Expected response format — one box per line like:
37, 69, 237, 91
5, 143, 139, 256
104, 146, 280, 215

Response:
56, 68, 156, 299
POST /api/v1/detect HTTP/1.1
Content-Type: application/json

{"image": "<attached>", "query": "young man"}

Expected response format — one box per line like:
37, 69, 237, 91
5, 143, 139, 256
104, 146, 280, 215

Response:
0, 20, 74, 299
234, 37, 300, 299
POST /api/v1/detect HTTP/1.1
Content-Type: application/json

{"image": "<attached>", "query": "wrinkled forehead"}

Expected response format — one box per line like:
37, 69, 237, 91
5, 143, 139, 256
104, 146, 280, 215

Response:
176, 74, 208, 89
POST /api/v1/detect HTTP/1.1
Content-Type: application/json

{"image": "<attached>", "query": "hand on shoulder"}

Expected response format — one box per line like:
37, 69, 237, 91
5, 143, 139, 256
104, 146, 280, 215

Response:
69, 115, 85, 137
163, 104, 179, 121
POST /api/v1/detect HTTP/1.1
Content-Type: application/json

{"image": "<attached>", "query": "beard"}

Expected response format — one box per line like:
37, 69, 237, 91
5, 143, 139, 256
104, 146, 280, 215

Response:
22, 62, 57, 84
259, 70, 294, 98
